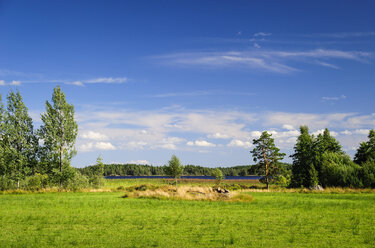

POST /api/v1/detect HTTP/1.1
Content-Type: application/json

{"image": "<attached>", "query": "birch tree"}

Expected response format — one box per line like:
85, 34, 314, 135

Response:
38, 86, 78, 185
2, 90, 38, 187
165, 155, 184, 190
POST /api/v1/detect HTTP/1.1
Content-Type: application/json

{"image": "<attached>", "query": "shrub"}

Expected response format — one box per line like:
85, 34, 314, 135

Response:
0, 176, 16, 190
361, 161, 375, 188
89, 175, 105, 188
67, 172, 89, 191
24, 173, 49, 191
273, 175, 288, 186
212, 168, 224, 186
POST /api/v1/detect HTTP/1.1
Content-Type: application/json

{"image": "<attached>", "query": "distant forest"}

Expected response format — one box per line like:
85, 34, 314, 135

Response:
78, 162, 292, 177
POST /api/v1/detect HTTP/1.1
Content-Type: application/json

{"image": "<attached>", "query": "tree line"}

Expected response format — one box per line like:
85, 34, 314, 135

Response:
81, 127, 375, 189
78, 163, 267, 177
1, 87, 374, 190
79, 162, 291, 178
0, 87, 88, 190
250, 127, 375, 189
290, 126, 375, 188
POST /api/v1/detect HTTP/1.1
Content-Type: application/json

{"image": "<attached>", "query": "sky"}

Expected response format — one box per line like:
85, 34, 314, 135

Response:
0, 0, 374, 167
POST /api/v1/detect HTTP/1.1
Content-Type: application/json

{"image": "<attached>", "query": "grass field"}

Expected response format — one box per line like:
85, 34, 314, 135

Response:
1, 180, 375, 247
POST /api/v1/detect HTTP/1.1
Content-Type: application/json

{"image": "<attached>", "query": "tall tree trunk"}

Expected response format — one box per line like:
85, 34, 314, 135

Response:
262, 145, 269, 191
59, 144, 62, 188
175, 178, 177, 190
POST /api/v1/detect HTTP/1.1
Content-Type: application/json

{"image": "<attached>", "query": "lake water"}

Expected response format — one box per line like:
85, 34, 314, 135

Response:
105, 175, 261, 180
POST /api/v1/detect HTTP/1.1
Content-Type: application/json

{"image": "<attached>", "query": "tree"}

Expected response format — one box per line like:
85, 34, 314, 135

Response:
165, 155, 184, 190
2, 90, 38, 187
251, 131, 285, 190
314, 128, 343, 182
212, 168, 224, 186
290, 126, 318, 188
90, 155, 105, 187
354, 130, 375, 165
38, 86, 78, 186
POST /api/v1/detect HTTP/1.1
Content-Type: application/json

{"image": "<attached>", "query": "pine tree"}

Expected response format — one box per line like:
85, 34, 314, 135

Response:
2, 90, 38, 187
251, 131, 285, 190
38, 86, 78, 186
354, 130, 375, 165
290, 126, 318, 188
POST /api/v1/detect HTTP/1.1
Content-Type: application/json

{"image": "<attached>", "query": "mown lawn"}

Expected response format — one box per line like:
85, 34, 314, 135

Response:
0, 190, 374, 247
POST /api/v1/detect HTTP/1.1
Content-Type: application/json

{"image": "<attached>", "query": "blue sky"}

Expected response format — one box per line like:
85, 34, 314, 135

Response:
0, 0, 374, 167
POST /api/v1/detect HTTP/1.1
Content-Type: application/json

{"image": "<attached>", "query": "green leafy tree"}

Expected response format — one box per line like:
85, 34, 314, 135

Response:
90, 155, 105, 188
290, 126, 318, 188
320, 152, 362, 188
314, 128, 343, 182
251, 131, 285, 190
354, 130, 375, 165
2, 90, 38, 187
165, 155, 184, 190
212, 168, 224, 186
38, 86, 78, 186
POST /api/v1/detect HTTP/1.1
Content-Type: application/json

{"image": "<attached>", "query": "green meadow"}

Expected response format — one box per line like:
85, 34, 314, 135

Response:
1, 180, 374, 247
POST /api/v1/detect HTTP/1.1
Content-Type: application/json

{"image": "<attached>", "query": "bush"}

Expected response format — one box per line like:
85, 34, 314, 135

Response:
0, 176, 16, 190
361, 161, 375, 188
273, 175, 288, 186
24, 173, 49, 191
67, 171, 89, 191
89, 175, 105, 188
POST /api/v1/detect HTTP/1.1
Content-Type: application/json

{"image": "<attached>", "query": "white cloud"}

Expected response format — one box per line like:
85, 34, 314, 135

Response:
0, 80, 21, 86
313, 32, 375, 38
127, 160, 150, 165
250, 131, 262, 138
341, 130, 352, 135
253, 43, 261, 48
85, 77, 128, 84
67, 81, 84, 86
282, 124, 295, 130
207, 132, 230, 139
78, 141, 116, 152
187, 140, 216, 147
322, 95, 346, 101
227, 139, 252, 148
254, 32, 272, 37
353, 129, 370, 135
155, 49, 371, 74
65, 77, 128, 86
80, 131, 108, 141
10, 80, 21, 85
315, 60, 340, 69
96, 142, 116, 150
75, 106, 375, 155
341, 129, 370, 135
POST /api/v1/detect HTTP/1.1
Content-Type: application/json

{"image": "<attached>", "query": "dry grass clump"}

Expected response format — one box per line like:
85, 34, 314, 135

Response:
240, 187, 375, 194
122, 185, 253, 202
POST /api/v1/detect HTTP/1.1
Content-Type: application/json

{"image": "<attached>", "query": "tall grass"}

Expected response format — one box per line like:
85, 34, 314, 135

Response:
0, 191, 374, 247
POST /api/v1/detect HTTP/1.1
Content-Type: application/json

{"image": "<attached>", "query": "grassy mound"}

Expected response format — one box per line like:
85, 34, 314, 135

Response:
122, 185, 253, 202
